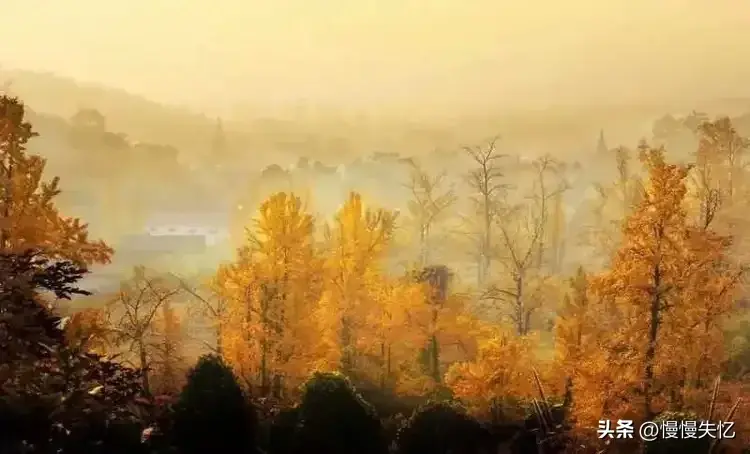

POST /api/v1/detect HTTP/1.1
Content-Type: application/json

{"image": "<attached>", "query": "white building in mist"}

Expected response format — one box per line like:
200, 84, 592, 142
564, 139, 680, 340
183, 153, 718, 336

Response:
143, 212, 230, 246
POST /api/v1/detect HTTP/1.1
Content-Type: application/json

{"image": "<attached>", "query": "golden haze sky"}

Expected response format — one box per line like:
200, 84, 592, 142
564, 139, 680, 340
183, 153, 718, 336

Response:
1, 0, 749, 117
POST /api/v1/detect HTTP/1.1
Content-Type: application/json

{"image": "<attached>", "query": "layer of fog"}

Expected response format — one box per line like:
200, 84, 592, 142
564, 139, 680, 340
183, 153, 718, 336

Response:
1, 0, 749, 118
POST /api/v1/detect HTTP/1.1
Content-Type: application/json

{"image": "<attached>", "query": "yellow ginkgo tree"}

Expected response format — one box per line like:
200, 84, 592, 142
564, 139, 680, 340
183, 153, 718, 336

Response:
445, 321, 539, 419
313, 192, 398, 373
572, 143, 742, 430
216, 192, 322, 395
0, 95, 112, 266
357, 274, 431, 394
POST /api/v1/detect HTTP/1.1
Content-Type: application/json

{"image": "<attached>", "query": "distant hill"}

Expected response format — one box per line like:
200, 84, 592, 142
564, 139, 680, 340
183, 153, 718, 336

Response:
3, 68, 750, 166
0, 68, 250, 161
0, 69, 377, 166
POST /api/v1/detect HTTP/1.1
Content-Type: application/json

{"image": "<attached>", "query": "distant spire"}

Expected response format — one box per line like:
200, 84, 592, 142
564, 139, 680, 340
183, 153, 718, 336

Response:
596, 129, 608, 154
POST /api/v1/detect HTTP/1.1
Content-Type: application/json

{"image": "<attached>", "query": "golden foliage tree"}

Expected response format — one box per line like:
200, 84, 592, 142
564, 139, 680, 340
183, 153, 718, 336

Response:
0, 95, 112, 265
572, 144, 742, 431
409, 265, 476, 390
445, 322, 538, 419
314, 192, 397, 373
63, 307, 112, 354
356, 274, 433, 395
216, 192, 322, 395
553, 266, 593, 407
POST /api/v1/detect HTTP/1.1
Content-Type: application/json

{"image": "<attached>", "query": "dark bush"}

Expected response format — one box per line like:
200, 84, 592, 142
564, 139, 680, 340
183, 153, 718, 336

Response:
395, 401, 492, 454
253, 396, 286, 453
171, 354, 256, 454
0, 250, 90, 364
0, 251, 150, 454
267, 407, 300, 454
0, 349, 150, 454
383, 413, 407, 451
142, 395, 179, 454
287, 371, 387, 454
511, 403, 570, 454
350, 374, 422, 418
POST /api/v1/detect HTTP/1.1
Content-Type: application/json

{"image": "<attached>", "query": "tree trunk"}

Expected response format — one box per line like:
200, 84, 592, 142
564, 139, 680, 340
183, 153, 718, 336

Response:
430, 305, 441, 383
341, 315, 354, 372
259, 284, 271, 397
643, 263, 662, 422
272, 374, 282, 399
563, 376, 573, 408
386, 344, 392, 385
138, 339, 151, 397
424, 224, 431, 266
215, 322, 223, 356
515, 272, 526, 335
419, 223, 431, 268
482, 193, 492, 285
0, 150, 14, 251
260, 341, 269, 396
476, 252, 483, 287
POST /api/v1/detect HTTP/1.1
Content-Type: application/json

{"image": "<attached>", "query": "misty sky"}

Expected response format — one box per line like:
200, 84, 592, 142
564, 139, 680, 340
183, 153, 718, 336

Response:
1, 0, 749, 116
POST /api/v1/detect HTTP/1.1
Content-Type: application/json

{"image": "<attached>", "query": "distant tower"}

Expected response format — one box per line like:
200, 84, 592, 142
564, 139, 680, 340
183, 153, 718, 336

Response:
596, 129, 608, 154
211, 117, 227, 167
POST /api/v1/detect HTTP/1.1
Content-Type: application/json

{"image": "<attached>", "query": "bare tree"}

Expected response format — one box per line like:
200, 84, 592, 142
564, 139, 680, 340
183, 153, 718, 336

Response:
171, 273, 227, 355
593, 146, 641, 221
692, 143, 722, 231
482, 155, 567, 335
696, 117, 749, 214
404, 161, 457, 267
451, 208, 486, 286
105, 266, 181, 395
584, 146, 643, 263
532, 157, 569, 270
464, 137, 510, 286
149, 300, 187, 395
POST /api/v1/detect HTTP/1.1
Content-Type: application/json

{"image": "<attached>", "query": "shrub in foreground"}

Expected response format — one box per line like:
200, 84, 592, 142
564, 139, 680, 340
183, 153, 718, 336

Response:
395, 401, 491, 454
171, 354, 256, 454
267, 407, 300, 454
286, 372, 387, 454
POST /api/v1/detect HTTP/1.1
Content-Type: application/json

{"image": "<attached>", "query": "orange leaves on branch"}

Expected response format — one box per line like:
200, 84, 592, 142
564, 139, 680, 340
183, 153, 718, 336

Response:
64, 307, 111, 354
356, 275, 432, 394
322, 192, 397, 278
0, 95, 112, 266
216, 192, 322, 391
568, 144, 742, 429
445, 323, 538, 411
553, 267, 593, 384
217, 189, 538, 402
314, 192, 398, 371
